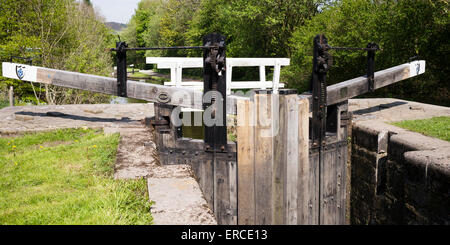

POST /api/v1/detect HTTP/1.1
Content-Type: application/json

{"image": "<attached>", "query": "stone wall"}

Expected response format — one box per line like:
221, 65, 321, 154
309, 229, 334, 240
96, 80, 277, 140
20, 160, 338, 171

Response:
351, 121, 450, 225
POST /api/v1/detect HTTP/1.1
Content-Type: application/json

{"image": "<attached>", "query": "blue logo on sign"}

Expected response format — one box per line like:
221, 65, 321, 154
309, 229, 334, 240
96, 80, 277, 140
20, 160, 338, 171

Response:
15, 66, 25, 80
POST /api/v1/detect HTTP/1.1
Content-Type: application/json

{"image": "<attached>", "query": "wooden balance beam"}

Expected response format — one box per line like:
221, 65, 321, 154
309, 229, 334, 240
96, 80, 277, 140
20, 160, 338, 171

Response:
2, 60, 425, 113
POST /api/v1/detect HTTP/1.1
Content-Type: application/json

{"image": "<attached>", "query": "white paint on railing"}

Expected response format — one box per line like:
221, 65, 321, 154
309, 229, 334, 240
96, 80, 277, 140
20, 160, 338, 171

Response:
146, 57, 290, 94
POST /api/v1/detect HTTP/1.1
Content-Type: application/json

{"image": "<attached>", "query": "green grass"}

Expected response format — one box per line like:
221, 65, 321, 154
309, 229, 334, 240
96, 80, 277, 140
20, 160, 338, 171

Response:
129, 72, 150, 78
0, 128, 153, 225
0, 100, 8, 110
391, 116, 450, 142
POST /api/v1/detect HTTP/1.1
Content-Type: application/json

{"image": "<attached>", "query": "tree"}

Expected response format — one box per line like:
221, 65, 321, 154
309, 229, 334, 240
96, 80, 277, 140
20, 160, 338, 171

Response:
285, 0, 449, 106
0, 0, 115, 105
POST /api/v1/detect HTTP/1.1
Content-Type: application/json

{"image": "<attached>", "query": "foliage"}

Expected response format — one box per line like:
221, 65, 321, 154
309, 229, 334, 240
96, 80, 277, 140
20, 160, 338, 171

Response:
286, 0, 450, 105
0, 0, 115, 105
121, 0, 449, 106
124, 0, 322, 79
0, 128, 153, 225
391, 116, 450, 142
0, 101, 8, 110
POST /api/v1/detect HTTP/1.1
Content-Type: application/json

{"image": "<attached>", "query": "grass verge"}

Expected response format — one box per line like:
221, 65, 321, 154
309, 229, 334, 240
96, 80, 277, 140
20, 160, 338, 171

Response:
0, 100, 8, 110
0, 128, 153, 225
391, 116, 450, 142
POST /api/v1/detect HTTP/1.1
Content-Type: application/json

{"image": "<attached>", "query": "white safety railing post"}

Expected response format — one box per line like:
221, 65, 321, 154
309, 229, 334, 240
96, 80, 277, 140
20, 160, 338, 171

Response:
259, 65, 266, 90
146, 57, 289, 93
273, 61, 281, 94
176, 62, 182, 87
226, 61, 233, 95
170, 65, 176, 86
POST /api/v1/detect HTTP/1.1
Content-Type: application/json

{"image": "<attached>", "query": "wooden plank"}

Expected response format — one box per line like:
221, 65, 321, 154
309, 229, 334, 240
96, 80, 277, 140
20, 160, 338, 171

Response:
212, 155, 237, 225
1, 62, 248, 115
304, 152, 320, 225
214, 158, 228, 224
284, 94, 299, 224
273, 93, 285, 224
237, 99, 256, 224
228, 160, 238, 225
200, 158, 215, 212
321, 147, 337, 225
297, 98, 318, 225
338, 142, 347, 225
299, 60, 426, 109
254, 93, 274, 225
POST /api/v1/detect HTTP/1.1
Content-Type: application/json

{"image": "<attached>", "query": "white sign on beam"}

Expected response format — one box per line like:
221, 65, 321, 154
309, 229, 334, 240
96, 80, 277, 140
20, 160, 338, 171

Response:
2, 62, 37, 82
409, 60, 426, 77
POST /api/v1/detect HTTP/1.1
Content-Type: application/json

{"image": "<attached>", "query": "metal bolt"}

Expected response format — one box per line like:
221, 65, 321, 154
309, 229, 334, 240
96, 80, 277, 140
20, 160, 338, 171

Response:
221, 145, 225, 151
195, 151, 199, 156
182, 150, 186, 155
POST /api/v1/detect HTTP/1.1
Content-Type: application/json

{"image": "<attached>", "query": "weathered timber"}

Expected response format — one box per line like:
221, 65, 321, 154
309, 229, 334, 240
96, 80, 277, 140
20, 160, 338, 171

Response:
151, 103, 237, 225
237, 99, 256, 225
1, 62, 247, 115
236, 92, 311, 225
273, 93, 286, 225
301, 60, 426, 108
2, 61, 424, 114
297, 97, 314, 224
254, 92, 275, 225
283, 94, 300, 224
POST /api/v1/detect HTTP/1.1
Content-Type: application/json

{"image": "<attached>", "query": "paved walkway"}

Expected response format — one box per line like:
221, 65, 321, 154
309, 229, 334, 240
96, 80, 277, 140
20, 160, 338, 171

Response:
349, 98, 450, 122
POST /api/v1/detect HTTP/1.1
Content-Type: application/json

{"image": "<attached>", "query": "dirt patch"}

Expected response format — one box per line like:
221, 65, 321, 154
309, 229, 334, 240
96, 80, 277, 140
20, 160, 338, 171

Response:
113, 127, 156, 180
41, 140, 73, 148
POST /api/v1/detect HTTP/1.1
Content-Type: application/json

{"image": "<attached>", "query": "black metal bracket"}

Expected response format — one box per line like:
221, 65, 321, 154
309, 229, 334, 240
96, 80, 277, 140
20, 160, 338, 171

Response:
366, 43, 379, 92
203, 33, 227, 153
115, 41, 128, 97
311, 34, 331, 147
111, 33, 228, 153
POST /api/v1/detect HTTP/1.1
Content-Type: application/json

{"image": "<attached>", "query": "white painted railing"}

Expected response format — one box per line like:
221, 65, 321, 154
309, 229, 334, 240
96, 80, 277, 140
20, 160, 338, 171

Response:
146, 57, 290, 94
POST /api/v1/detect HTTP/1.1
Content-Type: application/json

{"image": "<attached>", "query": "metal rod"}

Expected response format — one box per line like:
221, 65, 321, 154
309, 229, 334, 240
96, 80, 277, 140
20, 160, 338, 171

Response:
110, 45, 218, 52
367, 43, 378, 92
116, 41, 128, 97
330, 46, 380, 51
